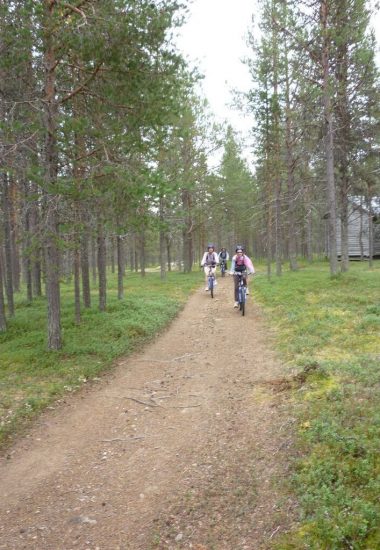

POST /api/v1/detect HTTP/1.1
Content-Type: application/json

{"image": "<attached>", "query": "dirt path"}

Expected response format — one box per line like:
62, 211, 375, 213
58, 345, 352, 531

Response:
0, 277, 296, 550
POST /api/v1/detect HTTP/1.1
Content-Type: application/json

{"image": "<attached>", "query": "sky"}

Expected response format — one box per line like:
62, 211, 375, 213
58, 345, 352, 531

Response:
175, 0, 257, 164
176, 0, 380, 167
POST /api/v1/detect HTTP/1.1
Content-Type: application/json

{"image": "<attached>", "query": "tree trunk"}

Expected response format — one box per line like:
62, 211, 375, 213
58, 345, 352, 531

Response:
43, 0, 61, 349
2, 173, 15, 316
272, 3, 282, 277
97, 221, 107, 311
140, 229, 146, 277
159, 196, 166, 280
284, 36, 298, 271
166, 236, 172, 272
24, 183, 33, 303
367, 191, 373, 268
110, 236, 115, 274
321, 0, 338, 276
81, 220, 91, 308
340, 189, 349, 271
117, 235, 124, 299
182, 188, 193, 272
9, 177, 20, 292
29, 182, 42, 297
91, 234, 97, 283
74, 245, 81, 324
0, 245, 7, 332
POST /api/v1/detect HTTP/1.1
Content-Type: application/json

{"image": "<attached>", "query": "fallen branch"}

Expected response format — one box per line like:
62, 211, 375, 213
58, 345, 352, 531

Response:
101, 436, 145, 442
125, 397, 159, 407
169, 404, 201, 409
139, 353, 200, 363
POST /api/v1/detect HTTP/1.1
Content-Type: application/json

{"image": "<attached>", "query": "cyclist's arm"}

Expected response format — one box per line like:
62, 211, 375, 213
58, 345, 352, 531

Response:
244, 256, 255, 274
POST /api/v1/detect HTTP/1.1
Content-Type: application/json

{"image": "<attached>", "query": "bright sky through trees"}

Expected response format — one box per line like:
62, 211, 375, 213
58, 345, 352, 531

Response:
176, 0, 256, 151
177, 0, 380, 147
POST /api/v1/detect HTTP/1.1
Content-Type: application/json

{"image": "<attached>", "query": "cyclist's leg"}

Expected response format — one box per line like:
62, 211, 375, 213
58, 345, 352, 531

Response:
204, 266, 209, 290
212, 266, 217, 285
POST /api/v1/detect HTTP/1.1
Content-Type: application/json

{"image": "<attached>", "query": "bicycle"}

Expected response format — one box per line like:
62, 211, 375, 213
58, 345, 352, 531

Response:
233, 271, 250, 316
220, 260, 227, 277
207, 264, 216, 298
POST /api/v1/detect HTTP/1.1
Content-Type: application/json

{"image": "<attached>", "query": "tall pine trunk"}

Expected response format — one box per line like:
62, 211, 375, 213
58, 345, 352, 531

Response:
117, 235, 124, 299
321, 0, 338, 276
81, 217, 91, 308
159, 196, 166, 280
97, 221, 107, 311
0, 246, 7, 331
24, 182, 33, 303
30, 182, 42, 297
2, 173, 15, 316
284, 36, 298, 271
43, 1, 61, 349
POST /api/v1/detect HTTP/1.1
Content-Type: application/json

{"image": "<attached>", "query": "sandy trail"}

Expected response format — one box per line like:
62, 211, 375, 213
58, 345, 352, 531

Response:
0, 277, 296, 550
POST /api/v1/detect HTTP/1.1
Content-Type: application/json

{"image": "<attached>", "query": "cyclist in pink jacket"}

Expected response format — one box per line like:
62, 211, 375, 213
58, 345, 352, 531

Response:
229, 245, 255, 308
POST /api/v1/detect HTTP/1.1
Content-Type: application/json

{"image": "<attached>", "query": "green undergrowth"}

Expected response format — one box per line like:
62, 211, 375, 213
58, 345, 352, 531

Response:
0, 270, 200, 449
253, 261, 380, 550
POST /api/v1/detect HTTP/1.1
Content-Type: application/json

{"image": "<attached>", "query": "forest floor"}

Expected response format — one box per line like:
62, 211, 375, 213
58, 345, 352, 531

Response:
0, 276, 297, 550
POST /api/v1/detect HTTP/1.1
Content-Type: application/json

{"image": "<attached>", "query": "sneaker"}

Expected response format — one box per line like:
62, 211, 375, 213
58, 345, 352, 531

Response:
205, 287, 209, 291
234, 302, 239, 308
246, 289, 250, 295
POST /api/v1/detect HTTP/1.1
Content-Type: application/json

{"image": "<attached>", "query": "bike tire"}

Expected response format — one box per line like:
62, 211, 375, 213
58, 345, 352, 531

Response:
209, 276, 214, 298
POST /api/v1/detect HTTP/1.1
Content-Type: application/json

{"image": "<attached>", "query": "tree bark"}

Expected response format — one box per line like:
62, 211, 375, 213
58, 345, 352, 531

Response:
181, 188, 193, 272
159, 196, 166, 280
9, 177, 20, 292
74, 244, 81, 324
117, 235, 124, 299
24, 183, 33, 303
43, 0, 62, 349
81, 218, 91, 308
97, 221, 107, 311
140, 229, 146, 277
284, 35, 298, 271
2, 173, 15, 316
166, 236, 172, 272
321, 0, 338, 276
0, 246, 7, 331
29, 182, 42, 297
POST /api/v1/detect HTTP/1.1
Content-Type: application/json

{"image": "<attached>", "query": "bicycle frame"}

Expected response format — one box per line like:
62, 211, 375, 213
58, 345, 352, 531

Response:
207, 265, 216, 298
233, 271, 248, 316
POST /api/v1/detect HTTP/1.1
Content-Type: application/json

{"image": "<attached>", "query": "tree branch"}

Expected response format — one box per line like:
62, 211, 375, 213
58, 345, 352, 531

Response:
60, 62, 103, 103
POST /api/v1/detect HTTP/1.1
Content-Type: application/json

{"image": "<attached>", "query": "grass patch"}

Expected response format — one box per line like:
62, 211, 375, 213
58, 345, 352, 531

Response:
0, 270, 200, 449
253, 261, 380, 549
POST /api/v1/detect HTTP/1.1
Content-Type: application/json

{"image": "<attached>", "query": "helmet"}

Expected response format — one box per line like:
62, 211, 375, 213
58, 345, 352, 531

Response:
207, 243, 215, 250
235, 245, 244, 252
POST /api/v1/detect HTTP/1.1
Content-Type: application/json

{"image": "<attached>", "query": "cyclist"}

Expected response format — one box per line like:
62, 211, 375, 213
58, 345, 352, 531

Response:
218, 247, 229, 272
230, 246, 255, 308
201, 244, 219, 291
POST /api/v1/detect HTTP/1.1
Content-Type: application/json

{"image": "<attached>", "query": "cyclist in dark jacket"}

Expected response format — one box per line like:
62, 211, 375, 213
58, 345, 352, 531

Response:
218, 248, 229, 271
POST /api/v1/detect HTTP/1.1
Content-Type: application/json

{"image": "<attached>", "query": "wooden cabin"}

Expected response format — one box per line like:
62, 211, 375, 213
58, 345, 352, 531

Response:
325, 198, 380, 259
336, 199, 380, 259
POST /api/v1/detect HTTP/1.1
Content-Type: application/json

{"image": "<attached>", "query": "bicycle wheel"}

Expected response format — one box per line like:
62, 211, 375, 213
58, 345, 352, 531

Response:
241, 286, 246, 316
209, 276, 214, 298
